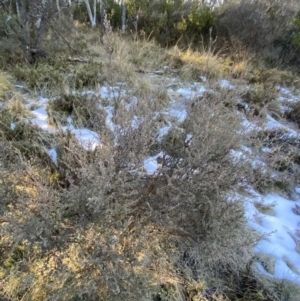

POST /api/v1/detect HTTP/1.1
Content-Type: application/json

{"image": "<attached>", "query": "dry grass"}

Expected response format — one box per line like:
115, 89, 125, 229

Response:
169, 47, 225, 81
8, 95, 33, 120
249, 68, 300, 88
0, 71, 13, 99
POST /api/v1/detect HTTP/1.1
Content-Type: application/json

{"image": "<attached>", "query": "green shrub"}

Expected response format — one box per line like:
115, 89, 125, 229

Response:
241, 84, 278, 113
47, 93, 105, 130
292, 10, 300, 48
12, 61, 103, 96
215, 0, 298, 65
286, 100, 300, 127
125, 0, 215, 47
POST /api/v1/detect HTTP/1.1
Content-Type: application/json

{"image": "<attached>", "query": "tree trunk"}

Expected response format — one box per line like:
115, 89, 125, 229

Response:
121, 0, 126, 33
84, 0, 97, 27
34, 0, 52, 49
17, 0, 32, 62
100, 0, 106, 28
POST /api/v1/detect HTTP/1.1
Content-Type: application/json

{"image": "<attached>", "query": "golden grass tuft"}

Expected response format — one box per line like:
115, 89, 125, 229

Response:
169, 47, 224, 80
0, 71, 13, 99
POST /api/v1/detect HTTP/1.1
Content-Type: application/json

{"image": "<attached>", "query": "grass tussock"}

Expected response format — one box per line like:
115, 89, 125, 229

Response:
249, 68, 300, 88
0, 71, 13, 99
169, 47, 225, 80
7, 94, 33, 120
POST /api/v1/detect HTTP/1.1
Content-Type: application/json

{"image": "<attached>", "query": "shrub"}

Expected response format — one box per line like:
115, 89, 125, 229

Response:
47, 93, 105, 130
241, 84, 278, 114
12, 60, 103, 96
285, 100, 300, 128
249, 67, 300, 88
215, 0, 298, 65
0, 87, 263, 301
125, 0, 215, 47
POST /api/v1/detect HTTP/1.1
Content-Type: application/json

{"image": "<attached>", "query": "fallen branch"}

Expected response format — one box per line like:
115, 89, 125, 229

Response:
66, 56, 89, 63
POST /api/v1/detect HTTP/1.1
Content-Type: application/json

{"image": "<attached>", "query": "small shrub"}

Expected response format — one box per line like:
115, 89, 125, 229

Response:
0, 106, 55, 170
285, 100, 300, 127
12, 63, 67, 94
73, 63, 103, 90
249, 67, 300, 88
215, 0, 298, 64
0, 87, 259, 301
241, 84, 278, 113
47, 93, 105, 130
12, 61, 103, 96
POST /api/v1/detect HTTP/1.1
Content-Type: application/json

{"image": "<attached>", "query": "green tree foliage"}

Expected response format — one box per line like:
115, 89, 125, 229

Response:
124, 0, 215, 47
74, 0, 214, 46
292, 10, 300, 48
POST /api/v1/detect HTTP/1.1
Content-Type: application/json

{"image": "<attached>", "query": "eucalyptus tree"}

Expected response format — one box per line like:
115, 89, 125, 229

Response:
0, 0, 73, 62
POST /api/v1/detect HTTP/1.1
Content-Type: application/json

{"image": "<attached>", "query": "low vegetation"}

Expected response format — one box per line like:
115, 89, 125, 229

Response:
1, 0, 300, 300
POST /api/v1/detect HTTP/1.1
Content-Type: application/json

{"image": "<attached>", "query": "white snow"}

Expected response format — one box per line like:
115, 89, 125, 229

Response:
69, 128, 100, 151
104, 106, 115, 132
220, 79, 235, 89
47, 148, 58, 165
157, 124, 172, 141
230, 149, 245, 163
31, 106, 101, 151
277, 86, 299, 103
266, 114, 300, 138
246, 190, 300, 284
169, 108, 187, 122
241, 116, 262, 133
143, 152, 164, 174
266, 114, 284, 131
31, 107, 50, 130
38, 96, 49, 104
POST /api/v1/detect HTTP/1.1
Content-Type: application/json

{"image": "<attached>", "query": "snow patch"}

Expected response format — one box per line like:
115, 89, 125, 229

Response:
220, 79, 235, 89
48, 148, 58, 165
31, 107, 50, 130
143, 152, 164, 174
246, 190, 300, 285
